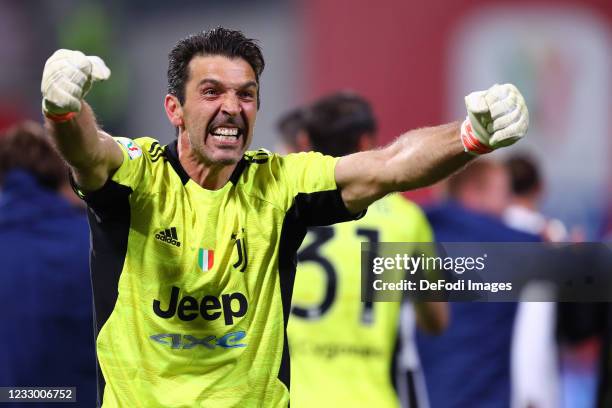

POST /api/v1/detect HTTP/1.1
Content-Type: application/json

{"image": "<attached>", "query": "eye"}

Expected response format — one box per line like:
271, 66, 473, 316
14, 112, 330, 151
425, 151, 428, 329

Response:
202, 88, 218, 96
239, 91, 255, 100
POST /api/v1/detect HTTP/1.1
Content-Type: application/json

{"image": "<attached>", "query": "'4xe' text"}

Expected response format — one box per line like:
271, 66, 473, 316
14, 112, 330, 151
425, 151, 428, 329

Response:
150, 331, 247, 349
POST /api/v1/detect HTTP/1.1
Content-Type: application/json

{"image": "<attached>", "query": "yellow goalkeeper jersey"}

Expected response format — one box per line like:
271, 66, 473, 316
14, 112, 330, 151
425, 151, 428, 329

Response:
288, 194, 433, 408
75, 137, 360, 407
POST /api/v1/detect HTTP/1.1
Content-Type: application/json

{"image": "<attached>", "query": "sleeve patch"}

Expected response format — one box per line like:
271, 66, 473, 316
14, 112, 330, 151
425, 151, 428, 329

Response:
116, 137, 143, 160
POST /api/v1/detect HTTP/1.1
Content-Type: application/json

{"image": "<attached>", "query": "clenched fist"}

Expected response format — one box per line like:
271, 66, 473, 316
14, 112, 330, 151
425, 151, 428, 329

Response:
41, 49, 110, 121
461, 83, 529, 155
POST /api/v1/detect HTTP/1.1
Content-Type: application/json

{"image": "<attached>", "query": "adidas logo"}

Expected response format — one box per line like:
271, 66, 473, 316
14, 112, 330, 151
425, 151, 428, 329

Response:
155, 227, 181, 247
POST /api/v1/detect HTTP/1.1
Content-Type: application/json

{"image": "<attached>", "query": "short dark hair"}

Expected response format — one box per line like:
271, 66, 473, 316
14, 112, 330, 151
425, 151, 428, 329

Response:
277, 107, 305, 147
448, 159, 501, 198
167, 27, 265, 106
0, 121, 67, 191
506, 154, 541, 195
302, 92, 377, 156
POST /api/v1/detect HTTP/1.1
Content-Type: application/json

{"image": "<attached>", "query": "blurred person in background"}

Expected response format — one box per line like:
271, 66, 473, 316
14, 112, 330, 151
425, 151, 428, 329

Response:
276, 107, 306, 154
281, 92, 448, 408
504, 154, 562, 408
503, 154, 568, 242
0, 121, 96, 407
417, 160, 540, 408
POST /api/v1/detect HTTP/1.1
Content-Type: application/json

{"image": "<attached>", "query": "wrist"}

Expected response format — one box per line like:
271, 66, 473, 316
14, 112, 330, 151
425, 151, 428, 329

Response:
44, 110, 77, 123
460, 117, 493, 155
42, 99, 78, 123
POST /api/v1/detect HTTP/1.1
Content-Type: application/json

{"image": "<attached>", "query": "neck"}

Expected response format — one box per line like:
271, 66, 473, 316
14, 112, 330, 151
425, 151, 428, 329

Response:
177, 134, 237, 190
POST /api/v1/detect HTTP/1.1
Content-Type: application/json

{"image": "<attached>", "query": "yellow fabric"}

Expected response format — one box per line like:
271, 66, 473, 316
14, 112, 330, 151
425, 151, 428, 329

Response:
288, 194, 433, 408
91, 137, 348, 407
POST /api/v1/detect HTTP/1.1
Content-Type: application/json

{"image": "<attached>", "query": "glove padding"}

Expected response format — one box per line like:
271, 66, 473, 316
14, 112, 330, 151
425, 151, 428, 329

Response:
41, 49, 111, 117
463, 83, 529, 154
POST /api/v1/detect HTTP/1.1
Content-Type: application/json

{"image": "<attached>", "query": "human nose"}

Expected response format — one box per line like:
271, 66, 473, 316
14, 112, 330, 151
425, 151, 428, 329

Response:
221, 93, 241, 116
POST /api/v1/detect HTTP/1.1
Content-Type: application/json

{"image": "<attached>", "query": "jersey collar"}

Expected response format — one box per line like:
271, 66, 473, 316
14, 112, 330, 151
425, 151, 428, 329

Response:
164, 140, 248, 186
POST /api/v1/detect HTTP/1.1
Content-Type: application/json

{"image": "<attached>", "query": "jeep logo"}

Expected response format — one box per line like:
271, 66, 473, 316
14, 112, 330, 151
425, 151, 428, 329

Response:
153, 286, 248, 325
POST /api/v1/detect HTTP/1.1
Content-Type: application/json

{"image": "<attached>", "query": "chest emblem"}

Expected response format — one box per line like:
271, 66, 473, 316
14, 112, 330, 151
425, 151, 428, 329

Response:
198, 248, 215, 272
231, 231, 248, 273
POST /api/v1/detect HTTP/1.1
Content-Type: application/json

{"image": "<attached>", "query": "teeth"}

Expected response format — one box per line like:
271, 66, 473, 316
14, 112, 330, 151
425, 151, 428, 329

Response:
212, 127, 239, 136
212, 135, 236, 142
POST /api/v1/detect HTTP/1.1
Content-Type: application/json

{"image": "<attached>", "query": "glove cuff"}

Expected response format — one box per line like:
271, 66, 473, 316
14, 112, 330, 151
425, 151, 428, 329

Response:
44, 111, 77, 123
461, 117, 493, 155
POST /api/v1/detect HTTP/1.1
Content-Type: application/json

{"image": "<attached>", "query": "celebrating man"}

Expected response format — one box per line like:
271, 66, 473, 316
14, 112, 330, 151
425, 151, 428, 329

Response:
41, 27, 528, 407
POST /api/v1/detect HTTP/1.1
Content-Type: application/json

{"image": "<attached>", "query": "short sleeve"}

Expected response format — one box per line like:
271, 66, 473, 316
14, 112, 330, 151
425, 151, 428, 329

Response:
70, 137, 160, 219
280, 151, 338, 195
110, 137, 150, 191
278, 152, 364, 227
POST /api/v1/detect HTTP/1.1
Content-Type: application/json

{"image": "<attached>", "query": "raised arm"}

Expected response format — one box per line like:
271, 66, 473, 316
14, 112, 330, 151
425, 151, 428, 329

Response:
336, 84, 529, 213
41, 49, 123, 192
336, 122, 470, 213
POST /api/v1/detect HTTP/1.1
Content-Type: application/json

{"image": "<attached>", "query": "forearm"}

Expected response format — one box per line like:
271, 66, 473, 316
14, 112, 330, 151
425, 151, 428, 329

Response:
45, 102, 104, 170
381, 122, 472, 192
337, 122, 473, 213
414, 301, 449, 335
45, 102, 122, 191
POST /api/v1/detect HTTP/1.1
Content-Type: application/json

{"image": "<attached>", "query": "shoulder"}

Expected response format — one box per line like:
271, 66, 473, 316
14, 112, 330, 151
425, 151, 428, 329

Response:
232, 149, 284, 208
279, 151, 339, 175
237, 149, 341, 213
239, 149, 335, 185
242, 149, 333, 169
86, 136, 166, 201
114, 136, 164, 162
239, 148, 280, 183
243, 148, 275, 164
